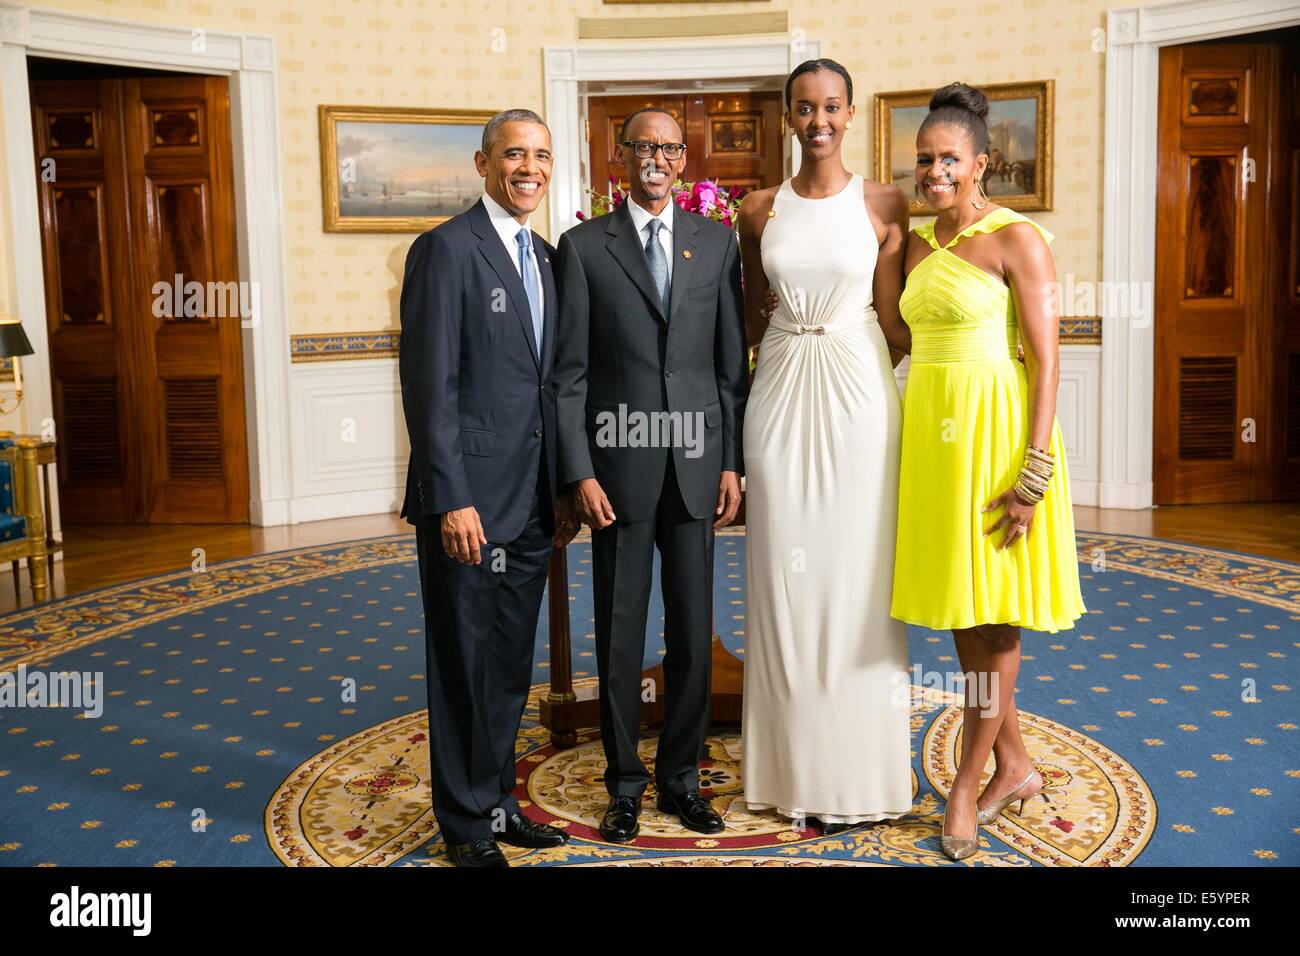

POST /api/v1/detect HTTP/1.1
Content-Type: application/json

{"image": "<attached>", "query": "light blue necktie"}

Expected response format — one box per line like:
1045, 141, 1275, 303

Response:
644, 218, 669, 314
515, 227, 543, 357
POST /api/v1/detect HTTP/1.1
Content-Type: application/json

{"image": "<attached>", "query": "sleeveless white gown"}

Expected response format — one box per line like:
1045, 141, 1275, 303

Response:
740, 174, 913, 823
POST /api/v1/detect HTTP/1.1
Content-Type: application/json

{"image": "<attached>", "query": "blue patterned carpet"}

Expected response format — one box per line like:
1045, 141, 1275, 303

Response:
0, 530, 1295, 867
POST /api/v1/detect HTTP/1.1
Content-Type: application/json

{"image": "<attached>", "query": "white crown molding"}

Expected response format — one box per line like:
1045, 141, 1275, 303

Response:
1133, 0, 1300, 44
0, 4, 29, 44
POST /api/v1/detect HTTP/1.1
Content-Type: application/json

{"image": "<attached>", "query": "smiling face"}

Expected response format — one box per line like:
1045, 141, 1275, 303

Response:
474, 120, 552, 222
914, 122, 988, 212
616, 111, 686, 210
787, 68, 853, 162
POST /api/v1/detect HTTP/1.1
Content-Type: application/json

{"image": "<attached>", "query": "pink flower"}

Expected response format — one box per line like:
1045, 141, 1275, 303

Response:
691, 180, 719, 214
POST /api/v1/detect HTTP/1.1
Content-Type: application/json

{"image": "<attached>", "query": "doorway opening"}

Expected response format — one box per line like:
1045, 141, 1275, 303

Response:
581, 79, 788, 210
28, 56, 249, 524
1153, 27, 1300, 505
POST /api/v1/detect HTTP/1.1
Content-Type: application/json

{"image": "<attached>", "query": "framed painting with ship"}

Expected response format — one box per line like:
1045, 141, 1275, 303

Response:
319, 105, 495, 233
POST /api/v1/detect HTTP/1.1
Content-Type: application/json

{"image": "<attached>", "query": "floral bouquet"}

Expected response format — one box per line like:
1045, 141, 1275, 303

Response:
578, 176, 746, 227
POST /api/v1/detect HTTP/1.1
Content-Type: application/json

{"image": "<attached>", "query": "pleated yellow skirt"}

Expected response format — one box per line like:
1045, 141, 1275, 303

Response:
890, 356, 1087, 633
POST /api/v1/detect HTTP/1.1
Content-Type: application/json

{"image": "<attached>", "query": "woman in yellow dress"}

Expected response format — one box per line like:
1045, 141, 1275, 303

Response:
891, 83, 1086, 860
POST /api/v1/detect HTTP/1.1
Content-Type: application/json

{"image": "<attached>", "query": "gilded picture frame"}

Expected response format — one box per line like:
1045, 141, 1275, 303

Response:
319, 105, 495, 234
873, 80, 1054, 214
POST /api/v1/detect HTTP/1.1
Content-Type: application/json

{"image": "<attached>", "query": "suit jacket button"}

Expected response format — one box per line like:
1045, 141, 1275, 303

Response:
534, 427, 543, 438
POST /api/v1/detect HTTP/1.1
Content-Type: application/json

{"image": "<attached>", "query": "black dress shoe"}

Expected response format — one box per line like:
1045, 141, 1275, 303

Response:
809, 817, 859, 837
447, 838, 509, 867
656, 789, 724, 834
497, 811, 569, 848
598, 795, 641, 843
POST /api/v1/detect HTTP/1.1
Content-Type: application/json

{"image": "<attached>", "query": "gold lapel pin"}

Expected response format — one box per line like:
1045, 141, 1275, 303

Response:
767, 209, 776, 218
682, 249, 692, 259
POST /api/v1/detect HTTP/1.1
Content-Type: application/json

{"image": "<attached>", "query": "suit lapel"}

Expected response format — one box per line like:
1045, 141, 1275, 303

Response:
605, 202, 668, 326
667, 208, 700, 319
469, 199, 541, 372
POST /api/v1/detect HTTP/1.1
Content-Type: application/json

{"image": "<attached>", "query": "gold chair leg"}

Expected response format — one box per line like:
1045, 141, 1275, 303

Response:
17, 442, 49, 602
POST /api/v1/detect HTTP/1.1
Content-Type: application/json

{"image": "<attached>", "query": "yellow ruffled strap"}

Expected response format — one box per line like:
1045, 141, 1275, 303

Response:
915, 221, 940, 251
942, 207, 1054, 248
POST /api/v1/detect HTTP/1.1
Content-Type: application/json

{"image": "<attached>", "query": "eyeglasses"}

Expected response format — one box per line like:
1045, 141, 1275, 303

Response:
622, 140, 686, 161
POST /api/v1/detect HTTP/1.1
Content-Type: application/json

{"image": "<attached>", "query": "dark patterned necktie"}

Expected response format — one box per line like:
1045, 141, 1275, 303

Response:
644, 218, 669, 313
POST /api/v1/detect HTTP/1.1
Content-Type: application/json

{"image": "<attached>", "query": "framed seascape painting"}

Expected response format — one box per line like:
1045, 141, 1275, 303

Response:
873, 80, 1054, 214
319, 106, 495, 233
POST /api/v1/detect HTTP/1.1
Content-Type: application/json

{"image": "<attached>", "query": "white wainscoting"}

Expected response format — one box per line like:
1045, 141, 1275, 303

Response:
288, 358, 407, 524
892, 343, 1101, 506
293, 342, 1102, 525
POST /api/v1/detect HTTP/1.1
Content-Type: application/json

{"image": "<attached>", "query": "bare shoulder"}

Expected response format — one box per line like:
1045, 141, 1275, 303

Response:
738, 186, 778, 227
994, 213, 1052, 265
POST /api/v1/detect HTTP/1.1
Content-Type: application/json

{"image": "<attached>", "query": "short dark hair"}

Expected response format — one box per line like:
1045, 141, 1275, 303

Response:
784, 58, 853, 110
919, 82, 990, 157
618, 107, 681, 143
481, 108, 548, 155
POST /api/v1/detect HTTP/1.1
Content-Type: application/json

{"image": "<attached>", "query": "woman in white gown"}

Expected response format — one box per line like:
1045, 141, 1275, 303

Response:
737, 59, 915, 833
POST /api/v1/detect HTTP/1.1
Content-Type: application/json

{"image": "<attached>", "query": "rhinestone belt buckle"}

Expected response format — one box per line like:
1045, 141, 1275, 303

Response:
795, 325, 826, 335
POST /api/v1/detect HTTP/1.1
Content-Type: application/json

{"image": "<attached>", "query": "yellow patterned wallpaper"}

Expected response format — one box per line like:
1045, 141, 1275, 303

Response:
1, 0, 1183, 338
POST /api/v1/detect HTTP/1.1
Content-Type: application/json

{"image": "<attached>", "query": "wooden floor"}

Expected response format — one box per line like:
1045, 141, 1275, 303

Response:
1, 502, 1298, 613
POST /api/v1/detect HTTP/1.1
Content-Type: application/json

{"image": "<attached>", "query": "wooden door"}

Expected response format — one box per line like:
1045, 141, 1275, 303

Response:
1278, 37, 1300, 501
588, 91, 784, 197
31, 71, 248, 523
1154, 41, 1298, 504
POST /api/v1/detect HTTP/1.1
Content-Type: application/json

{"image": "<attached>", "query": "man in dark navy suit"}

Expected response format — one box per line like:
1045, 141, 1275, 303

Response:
399, 109, 578, 868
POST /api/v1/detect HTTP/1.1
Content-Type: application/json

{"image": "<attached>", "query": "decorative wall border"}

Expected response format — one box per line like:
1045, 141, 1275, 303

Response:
291, 332, 400, 363
291, 319, 1103, 364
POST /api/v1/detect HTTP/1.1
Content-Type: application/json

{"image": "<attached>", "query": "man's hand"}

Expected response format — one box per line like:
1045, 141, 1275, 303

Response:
440, 506, 488, 564
573, 477, 616, 530
715, 471, 741, 528
553, 492, 580, 548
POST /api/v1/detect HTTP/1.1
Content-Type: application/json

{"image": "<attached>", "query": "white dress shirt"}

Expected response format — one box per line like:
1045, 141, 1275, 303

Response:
627, 197, 674, 282
481, 190, 544, 319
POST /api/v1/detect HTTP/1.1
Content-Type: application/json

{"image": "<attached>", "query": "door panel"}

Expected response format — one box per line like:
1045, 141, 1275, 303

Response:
31, 70, 248, 523
1155, 42, 1295, 504
31, 79, 133, 522
587, 91, 784, 198
124, 76, 248, 522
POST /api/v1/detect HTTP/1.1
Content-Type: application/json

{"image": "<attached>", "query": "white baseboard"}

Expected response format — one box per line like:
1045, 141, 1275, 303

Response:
288, 486, 404, 524
1099, 480, 1154, 511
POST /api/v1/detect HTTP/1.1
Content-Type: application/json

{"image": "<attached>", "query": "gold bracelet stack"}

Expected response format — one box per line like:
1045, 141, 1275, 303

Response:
1012, 444, 1054, 505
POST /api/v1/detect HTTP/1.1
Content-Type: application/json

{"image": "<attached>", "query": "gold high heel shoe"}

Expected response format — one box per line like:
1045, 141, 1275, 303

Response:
940, 802, 979, 861
975, 767, 1042, 826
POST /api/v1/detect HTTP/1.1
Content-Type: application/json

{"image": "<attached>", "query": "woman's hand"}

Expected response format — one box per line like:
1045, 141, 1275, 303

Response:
761, 288, 778, 320
982, 487, 1037, 551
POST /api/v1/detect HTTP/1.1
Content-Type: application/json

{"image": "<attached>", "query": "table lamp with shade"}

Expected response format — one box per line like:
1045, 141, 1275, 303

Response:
0, 317, 35, 439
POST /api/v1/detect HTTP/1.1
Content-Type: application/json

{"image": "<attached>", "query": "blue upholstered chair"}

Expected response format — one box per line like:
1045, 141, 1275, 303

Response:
0, 437, 51, 602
